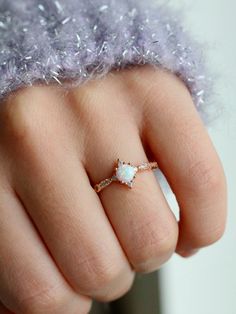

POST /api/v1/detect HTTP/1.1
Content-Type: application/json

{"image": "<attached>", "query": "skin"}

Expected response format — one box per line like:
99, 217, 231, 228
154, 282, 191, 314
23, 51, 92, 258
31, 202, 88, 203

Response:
0, 65, 227, 313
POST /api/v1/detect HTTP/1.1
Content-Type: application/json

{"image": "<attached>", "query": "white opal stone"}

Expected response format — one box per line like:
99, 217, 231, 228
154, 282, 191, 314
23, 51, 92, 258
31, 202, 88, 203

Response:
116, 162, 137, 184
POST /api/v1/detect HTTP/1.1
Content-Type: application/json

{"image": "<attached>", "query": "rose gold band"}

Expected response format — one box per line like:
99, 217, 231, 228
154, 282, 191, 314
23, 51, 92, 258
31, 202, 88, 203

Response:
94, 159, 158, 193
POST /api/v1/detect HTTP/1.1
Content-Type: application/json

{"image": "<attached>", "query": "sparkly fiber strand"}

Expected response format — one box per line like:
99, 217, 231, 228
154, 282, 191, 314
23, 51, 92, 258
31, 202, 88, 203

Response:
0, 0, 213, 121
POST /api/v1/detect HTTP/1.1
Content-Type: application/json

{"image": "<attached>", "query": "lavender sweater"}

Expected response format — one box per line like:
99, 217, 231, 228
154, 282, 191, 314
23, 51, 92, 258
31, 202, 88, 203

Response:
0, 0, 212, 120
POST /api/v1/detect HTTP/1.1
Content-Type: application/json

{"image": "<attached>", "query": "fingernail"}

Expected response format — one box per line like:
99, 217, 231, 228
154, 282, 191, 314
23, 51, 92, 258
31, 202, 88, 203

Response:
178, 249, 199, 258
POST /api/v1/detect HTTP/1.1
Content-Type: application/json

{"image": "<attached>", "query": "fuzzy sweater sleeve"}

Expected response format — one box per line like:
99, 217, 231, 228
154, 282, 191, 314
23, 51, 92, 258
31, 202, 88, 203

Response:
0, 0, 212, 120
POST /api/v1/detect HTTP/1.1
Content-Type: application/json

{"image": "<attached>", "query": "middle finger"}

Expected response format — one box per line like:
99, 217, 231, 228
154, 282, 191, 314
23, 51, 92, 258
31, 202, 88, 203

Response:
12, 131, 134, 302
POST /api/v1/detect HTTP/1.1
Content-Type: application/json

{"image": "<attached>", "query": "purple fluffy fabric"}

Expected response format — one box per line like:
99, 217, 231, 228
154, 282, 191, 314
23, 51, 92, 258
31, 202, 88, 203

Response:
0, 0, 212, 120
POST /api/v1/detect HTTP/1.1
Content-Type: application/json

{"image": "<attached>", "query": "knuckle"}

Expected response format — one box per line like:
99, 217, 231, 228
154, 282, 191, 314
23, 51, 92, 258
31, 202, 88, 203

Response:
129, 215, 178, 272
207, 224, 226, 244
3, 93, 36, 140
192, 223, 226, 248
89, 265, 131, 300
93, 264, 121, 291
76, 300, 92, 314
18, 284, 69, 314
71, 253, 133, 302
187, 158, 224, 194
93, 268, 134, 302
139, 67, 189, 117
1, 86, 56, 147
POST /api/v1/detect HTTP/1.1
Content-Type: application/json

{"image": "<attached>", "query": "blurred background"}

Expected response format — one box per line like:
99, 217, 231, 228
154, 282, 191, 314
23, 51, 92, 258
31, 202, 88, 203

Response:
161, 1, 236, 314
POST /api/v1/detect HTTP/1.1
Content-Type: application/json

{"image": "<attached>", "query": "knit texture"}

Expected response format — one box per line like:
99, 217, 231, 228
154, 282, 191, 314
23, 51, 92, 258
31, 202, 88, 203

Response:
0, 0, 212, 120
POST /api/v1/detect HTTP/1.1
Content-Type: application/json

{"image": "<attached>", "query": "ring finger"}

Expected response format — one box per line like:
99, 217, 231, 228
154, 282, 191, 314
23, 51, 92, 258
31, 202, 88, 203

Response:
85, 113, 178, 273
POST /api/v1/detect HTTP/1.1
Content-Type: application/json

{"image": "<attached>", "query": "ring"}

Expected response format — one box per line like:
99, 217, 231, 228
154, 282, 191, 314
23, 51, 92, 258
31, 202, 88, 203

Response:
94, 159, 158, 193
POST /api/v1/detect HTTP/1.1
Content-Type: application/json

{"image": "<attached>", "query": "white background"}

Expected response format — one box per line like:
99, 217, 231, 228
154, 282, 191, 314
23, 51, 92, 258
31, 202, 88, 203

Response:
160, 1, 236, 314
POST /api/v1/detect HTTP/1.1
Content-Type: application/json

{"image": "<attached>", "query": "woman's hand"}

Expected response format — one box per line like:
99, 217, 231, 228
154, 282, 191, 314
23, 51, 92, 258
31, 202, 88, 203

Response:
0, 65, 227, 314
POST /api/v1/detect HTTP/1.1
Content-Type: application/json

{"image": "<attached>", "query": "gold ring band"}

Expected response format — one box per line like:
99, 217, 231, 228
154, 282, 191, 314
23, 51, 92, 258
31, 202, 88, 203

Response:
94, 158, 158, 193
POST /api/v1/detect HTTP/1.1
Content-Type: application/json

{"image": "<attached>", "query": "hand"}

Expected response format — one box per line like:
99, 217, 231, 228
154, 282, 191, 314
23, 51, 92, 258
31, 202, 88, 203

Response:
0, 65, 227, 314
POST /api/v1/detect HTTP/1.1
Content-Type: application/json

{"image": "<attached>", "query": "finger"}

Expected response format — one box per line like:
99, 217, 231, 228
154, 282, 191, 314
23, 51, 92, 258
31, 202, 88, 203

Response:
142, 70, 227, 255
85, 109, 178, 273
3, 85, 134, 302
0, 183, 91, 314
13, 148, 134, 302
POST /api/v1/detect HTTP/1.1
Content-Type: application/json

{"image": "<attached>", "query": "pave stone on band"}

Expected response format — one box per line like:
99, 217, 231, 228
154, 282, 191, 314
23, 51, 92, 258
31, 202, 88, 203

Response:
94, 159, 158, 193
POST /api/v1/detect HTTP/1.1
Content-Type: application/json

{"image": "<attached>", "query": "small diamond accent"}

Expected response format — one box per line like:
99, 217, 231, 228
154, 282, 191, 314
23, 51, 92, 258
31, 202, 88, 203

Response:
138, 163, 148, 170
